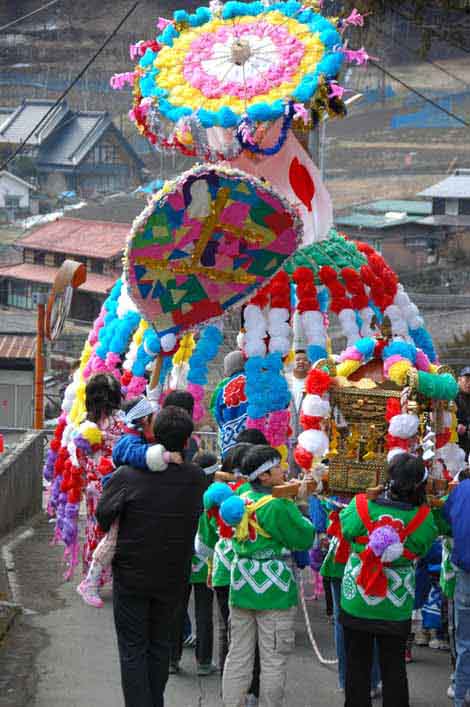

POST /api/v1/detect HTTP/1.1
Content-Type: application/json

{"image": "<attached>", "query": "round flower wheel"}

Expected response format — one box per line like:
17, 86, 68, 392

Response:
125, 163, 303, 338
130, 1, 344, 156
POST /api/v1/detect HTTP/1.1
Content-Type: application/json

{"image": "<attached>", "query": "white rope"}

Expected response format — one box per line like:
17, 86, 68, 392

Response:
297, 569, 338, 666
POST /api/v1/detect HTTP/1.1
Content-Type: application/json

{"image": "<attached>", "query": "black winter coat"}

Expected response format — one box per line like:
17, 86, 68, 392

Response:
96, 462, 206, 598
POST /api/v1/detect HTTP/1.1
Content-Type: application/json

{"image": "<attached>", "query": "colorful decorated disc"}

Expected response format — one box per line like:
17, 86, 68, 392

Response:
125, 164, 302, 337
129, 1, 344, 152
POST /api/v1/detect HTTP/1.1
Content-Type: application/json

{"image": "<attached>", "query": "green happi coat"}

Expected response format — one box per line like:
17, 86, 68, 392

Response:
340, 495, 438, 622
195, 480, 252, 588
229, 488, 315, 611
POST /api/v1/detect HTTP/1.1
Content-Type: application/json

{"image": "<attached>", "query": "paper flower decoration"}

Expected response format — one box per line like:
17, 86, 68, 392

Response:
125, 164, 302, 338
119, 1, 345, 157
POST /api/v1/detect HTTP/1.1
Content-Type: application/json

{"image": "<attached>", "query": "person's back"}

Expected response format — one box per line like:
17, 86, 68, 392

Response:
105, 460, 206, 596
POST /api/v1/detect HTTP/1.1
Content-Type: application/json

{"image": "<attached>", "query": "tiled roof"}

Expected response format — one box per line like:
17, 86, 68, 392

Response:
358, 200, 432, 216
0, 99, 70, 146
19, 217, 129, 259
0, 334, 35, 360
37, 112, 110, 167
0, 263, 118, 295
74, 195, 146, 225
335, 212, 416, 230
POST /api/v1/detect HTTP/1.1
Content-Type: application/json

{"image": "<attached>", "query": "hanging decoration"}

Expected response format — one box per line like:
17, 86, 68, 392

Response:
125, 164, 303, 339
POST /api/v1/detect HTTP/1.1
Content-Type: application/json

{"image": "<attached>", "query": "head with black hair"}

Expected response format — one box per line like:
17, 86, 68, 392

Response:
236, 428, 268, 446
386, 453, 427, 507
85, 373, 122, 423
152, 405, 194, 453
221, 442, 252, 475
241, 444, 284, 487
163, 390, 195, 418
193, 451, 219, 482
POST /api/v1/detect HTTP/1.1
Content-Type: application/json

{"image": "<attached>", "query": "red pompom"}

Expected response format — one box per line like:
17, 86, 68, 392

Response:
68, 488, 81, 504
330, 297, 350, 314
97, 457, 114, 476
121, 370, 133, 386
293, 267, 314, 284
306, 368, 332, 396
318, 265, 338, 286
385, 398, 401, 422
351, 295, 369, 310
294, 446, 314, 470
436, 430, 451, 449
355, 241, 375, 256
300, 413, 323, 430
50, 439, 60, 452
386, 434, 409, 451
297, 298, 320, 313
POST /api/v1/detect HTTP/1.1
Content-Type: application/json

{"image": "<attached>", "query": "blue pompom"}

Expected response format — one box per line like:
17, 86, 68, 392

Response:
355, 337, 376, 360
174, 9, 189, 22
220, 495, 246, 526
320, 28, 341, 49
203, 482, 233, 510
307, 345, 328, 363
383, 341, 417, 364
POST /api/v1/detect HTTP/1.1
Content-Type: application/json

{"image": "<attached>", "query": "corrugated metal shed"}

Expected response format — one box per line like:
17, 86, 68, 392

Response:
359, 200, 432, 216
0, 334, 35, 360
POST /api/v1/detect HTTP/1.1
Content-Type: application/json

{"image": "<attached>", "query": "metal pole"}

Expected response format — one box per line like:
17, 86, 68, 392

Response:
34, 293, 48, 429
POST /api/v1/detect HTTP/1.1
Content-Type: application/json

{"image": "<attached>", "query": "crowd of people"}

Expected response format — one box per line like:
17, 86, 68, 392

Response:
67, 357, 470, 707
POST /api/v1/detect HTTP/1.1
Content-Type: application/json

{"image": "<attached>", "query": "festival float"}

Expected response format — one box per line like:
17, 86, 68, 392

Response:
43, 1, 458, 578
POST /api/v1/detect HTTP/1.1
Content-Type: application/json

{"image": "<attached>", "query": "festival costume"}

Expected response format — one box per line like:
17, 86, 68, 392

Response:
73, 413, 125, 578
222, 485, 314, 707
339, 493, 437, 707
211, 372, 248, 457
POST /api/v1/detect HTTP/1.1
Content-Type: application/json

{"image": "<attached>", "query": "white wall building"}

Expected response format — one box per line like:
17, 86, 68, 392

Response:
0, 170, 36, 217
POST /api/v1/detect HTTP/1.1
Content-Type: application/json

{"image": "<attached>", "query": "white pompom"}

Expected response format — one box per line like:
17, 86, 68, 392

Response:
442, 411, 452, 429
389, 413, 419, 439
245, 340, 266, 357
408, 316, 424, 329
382, 542, 404, 563
269, 336, 290, 355
298, 429, 329, 457
302, 394, 331, 418
385, 305, 402, 322
268, 308, 289, 325
338, 308, 356, 324
236, 332, 245, 350
161, 333, 176, 352
301, 310, 324, 332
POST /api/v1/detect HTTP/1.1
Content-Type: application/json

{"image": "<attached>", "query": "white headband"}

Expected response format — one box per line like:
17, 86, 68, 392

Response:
203, 463, 219, 476
248, 458, 279, 481
125, 398, 154, 427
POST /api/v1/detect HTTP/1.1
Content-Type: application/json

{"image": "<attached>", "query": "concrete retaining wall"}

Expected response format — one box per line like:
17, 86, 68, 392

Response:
0, 429, 45, 537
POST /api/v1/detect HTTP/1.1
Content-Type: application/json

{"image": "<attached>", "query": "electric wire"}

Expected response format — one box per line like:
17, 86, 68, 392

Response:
0, 0, 62, 33
0, 0, 141, 172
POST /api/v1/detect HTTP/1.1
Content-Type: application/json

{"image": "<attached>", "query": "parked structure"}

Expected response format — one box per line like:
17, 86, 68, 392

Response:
0, 170, 36, 221
0, 99, 143, 196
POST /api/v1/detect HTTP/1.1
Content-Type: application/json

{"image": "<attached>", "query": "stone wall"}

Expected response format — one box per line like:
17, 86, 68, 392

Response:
0, 429, 45, 537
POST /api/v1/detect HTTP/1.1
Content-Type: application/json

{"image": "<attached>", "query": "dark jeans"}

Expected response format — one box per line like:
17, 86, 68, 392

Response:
171, 582, 214, 666
323, 577, 333, 617
215, 585, 260, 697
343, 625, 409, 707
113, 584, 173, 707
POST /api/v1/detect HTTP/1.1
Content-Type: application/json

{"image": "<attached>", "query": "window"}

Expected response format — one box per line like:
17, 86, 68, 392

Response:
5, 195, 20, 208
432, 198, 445, 215
8, 279, 29, 309
90, 260, 104, 274
459, 199, 470, 215
101, 142, 117, 164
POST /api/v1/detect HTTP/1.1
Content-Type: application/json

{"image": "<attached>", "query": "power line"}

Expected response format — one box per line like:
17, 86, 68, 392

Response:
373, 22, 469, 88
0, 1, 140, 172
0, 0, 62, 33
369, 59, 470, 127
389, 6, 470, 56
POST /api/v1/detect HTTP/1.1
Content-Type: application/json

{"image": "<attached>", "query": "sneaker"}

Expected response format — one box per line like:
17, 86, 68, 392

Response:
447, 684, 455, 700
245, 695, 259, 706
183, 633, 196, 648
197, 662, 217, 676
77, 580, 104, 608
371, 683, 382, 700
169, 661, 180, 675
414, 628, 430, 646
405, 647, 413, 663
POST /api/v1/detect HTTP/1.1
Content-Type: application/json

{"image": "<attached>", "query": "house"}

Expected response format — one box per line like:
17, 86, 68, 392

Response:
417, 170, 470, 236
0, 217, 130, 321
0, 333, 35, 427
0, 170, 36, 221
335, 199, 439, 273
0, 99, 143, 197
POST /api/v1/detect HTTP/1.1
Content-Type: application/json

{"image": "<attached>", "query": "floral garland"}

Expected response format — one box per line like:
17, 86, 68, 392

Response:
294, 367, 332, 470
385, 398, 419, 462
292, 266, 328, 363
187, 324, 224, 421
267, 271, 292, 356
245, 352, 291, 450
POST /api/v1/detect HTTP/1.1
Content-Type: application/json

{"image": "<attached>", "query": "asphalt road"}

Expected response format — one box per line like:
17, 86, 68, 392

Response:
0, 512, 453, 707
